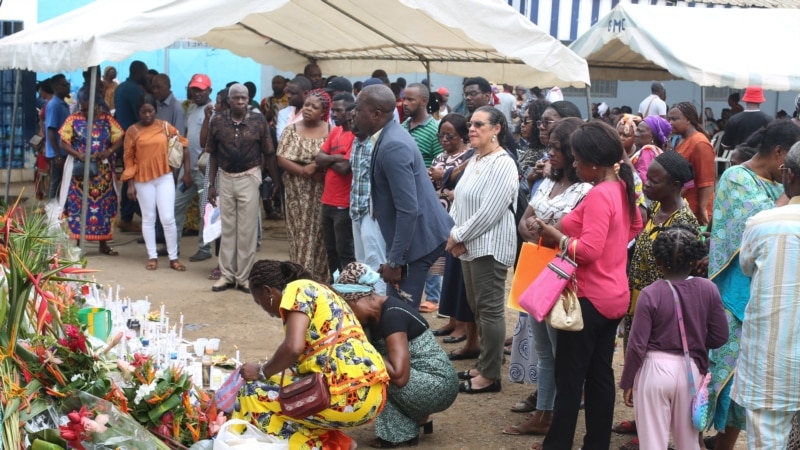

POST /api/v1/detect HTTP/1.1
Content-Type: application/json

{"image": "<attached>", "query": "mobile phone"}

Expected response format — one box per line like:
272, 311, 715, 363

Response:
177, 182, 186, 193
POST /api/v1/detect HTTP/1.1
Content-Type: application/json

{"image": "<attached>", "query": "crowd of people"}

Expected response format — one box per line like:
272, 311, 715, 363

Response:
32, 63, 800, 449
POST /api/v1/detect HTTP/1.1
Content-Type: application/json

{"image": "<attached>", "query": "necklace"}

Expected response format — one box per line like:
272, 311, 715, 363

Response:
474, 147, 502, 174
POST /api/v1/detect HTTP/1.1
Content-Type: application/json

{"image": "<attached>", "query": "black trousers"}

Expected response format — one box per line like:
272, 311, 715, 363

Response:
320, 204, 355, 277
542, 297, 621, 450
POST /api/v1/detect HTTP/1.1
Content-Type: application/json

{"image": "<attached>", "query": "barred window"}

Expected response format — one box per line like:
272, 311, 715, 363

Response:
561, 80, 618, 98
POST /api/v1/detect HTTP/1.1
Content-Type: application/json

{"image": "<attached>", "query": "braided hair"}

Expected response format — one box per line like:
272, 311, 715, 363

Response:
652, 224, 707, 274
307, 89, 332, 122
249, 260, 312, 291
672, 102, 704, 134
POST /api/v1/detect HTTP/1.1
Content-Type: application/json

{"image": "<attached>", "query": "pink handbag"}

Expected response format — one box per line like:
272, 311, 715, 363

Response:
519, 240, 577, 322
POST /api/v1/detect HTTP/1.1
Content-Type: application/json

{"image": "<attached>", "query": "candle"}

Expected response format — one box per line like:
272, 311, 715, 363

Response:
160, 304, 165, 324
234, 344, 240, 365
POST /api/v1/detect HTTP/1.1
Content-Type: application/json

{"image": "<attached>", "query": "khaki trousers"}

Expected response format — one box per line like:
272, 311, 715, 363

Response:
218, 168, 261, 286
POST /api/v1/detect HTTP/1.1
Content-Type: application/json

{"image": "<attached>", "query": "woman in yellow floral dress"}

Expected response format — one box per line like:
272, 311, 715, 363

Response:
236, 260, 389, 450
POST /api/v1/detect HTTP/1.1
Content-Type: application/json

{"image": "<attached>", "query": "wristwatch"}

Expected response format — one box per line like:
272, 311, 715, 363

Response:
387, 261, 400, 269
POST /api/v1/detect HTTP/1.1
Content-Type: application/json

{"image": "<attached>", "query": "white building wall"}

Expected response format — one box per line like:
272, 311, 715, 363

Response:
0, 0, 38, 27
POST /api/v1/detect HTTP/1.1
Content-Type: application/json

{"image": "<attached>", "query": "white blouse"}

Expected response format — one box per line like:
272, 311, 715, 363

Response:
529, 178, 591, 224
450, 151, 519, 266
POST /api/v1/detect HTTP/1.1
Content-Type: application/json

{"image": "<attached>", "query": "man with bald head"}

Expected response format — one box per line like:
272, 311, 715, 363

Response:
206, 83, 278, 294
353, 85, 453, 308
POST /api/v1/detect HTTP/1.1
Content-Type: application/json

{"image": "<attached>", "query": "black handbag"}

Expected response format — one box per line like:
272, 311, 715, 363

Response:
72, 160, 99, 178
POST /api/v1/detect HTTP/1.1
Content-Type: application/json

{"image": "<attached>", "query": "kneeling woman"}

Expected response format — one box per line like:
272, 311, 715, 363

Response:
334, 262, 459, 448
237, 260, 390, 450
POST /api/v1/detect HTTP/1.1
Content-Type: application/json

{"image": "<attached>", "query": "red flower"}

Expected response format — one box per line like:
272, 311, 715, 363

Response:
131, 353, 150, 369
58, 324, 88, 354
59, 406, 91, 450
156, 411, 174, 438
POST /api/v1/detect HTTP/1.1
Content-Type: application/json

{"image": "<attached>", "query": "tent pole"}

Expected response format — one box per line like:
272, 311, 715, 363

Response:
424, 60, 430, 88
79, 69, 98, 253
584, 86, 592, 121
700, 86, 705, 134
5, 69, 21, 203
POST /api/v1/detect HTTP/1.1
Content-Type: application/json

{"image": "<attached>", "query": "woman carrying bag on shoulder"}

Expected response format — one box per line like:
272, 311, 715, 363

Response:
121, 93, 188, 271
532, 121, 643, 450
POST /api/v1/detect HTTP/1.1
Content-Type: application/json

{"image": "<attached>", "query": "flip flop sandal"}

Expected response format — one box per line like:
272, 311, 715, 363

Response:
145, 259, 158, 271
207, 268, 222, 280
169, 260, 186, 272
612, 420, 637, 434
100, 246, 119, 256
618, 437, 640, 450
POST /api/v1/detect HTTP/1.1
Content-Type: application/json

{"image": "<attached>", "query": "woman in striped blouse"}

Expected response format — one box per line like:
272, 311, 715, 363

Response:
446, 106, 519, 394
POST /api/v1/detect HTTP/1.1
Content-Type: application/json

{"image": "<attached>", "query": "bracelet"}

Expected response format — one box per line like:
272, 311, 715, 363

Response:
559, 235, 570, 251
258, 362, 267, 381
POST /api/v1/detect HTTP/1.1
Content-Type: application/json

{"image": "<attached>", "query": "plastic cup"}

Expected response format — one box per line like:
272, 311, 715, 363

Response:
208, 338, 220, 352
194, 338, 208, 356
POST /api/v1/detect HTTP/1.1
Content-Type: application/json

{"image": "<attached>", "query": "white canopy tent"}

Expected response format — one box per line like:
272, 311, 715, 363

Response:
0, 0, 590, 87
569, 3, 800, 91
0, 0, 589, 251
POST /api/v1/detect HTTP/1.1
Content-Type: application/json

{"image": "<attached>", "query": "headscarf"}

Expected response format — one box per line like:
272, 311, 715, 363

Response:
307, 88, 332, 122
616, 113, 641, 138
642, 115, 672, 148
597, 102, 609, 116
653, 151, 694, 185
332, 262, 381, 301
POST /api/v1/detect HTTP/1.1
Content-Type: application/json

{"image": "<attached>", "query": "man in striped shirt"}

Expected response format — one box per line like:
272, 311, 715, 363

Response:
733, 141, 800, 449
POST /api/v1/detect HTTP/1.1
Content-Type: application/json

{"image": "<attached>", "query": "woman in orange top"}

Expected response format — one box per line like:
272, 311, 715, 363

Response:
122, 93, 189, 271
669, 102, 715, 225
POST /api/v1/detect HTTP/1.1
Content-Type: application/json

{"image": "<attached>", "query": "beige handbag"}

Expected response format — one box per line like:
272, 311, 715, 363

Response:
545, 284, 583, 331
163, 122, 183, 169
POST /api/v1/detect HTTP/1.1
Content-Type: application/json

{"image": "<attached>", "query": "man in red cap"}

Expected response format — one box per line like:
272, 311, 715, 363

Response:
177, 74, 215, 262
721, 86, 772, 150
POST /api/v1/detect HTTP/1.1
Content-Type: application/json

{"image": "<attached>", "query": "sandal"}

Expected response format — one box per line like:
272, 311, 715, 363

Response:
511, 391, 538, 413
145, 259, 158, 271
100, 245, 119, 256
169, 260, 186, 272
618, 437, 640, 450
207, 267, 222, 280
612, 420, 637, 434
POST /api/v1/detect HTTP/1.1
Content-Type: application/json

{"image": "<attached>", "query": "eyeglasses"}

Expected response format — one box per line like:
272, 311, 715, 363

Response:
779, 164, 791, 172
467, 121, 488, 129
464, 90, 483, 98
437, 133, 457, 140
537, 120, 556, 129
521, 118, 532, 125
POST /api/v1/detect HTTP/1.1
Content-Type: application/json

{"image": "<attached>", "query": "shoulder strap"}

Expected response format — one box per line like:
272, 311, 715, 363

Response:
384, 306, 428, 329
644, 96, 657, 117
665, 280, 697, 398
279, 311, 343, 384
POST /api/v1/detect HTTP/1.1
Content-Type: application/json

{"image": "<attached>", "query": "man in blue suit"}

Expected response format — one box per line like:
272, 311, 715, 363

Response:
353, 85, 453, 308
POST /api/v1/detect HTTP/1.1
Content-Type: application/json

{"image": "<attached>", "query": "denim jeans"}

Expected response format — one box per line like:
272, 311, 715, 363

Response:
423, 274, 443, 302
321, 205, 355, 277
529, 315, 558, 410
352, 214, 386, 295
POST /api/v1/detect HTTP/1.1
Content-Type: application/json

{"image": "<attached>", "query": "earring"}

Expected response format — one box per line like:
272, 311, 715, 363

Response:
592, 166, 597, 170
492, 135, 497, 142
269, 295, 274, 306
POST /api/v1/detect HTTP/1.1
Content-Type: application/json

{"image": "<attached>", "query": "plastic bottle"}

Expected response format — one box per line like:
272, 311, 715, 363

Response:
202, 348, 213, 389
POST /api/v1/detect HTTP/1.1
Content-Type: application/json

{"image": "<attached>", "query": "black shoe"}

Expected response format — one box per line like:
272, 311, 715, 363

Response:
137, 237, 145, 244
456, 369, 474, 380
447, 350, 480, 360
238, 281, 251, 294
211, 279, 235, 292
189, 251, 212, 262
458, 379, 501, 394
157, 247, 168, 257
443, 335, 467, 344
431, 328, 455, 337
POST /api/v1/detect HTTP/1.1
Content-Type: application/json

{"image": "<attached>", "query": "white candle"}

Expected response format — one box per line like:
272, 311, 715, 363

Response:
160, 304, 165, 324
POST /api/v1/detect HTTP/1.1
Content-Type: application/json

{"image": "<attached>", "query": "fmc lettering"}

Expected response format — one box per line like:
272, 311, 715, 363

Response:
607, 18, 626, 33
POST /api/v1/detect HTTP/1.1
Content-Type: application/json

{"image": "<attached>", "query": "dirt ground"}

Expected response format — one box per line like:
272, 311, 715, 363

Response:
13, 180, 743, 450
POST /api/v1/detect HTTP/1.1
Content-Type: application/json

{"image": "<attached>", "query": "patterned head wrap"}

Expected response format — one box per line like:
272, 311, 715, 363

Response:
332, 262, 380, 301
616, 113, 641, 138
308, 88, 332, 122
642, 115, 672, 148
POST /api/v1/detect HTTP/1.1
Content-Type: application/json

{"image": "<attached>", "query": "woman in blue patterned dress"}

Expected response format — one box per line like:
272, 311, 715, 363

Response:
706, 120, 800, 449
